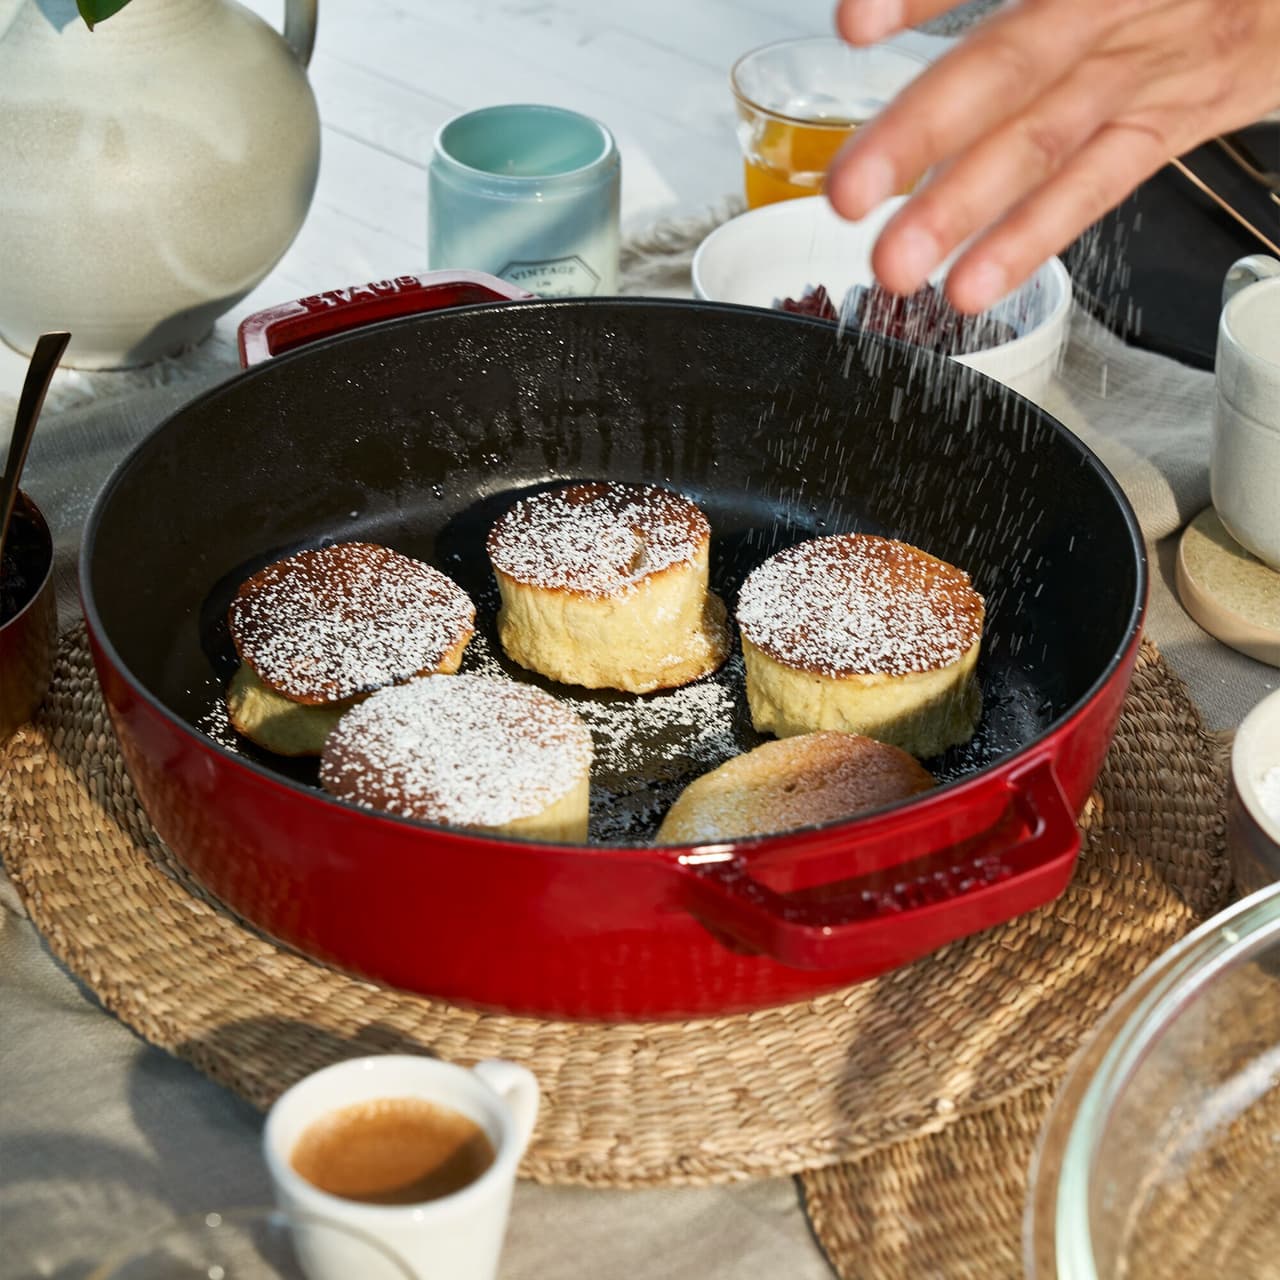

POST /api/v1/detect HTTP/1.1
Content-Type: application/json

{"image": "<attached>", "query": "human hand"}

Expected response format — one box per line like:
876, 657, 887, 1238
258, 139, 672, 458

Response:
828, 0, 1280, 312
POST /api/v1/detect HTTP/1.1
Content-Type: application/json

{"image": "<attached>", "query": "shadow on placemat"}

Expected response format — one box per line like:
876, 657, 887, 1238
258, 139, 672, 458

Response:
801, 1084, 1053, 1279
802, 1029, 1280, 1280
0, 628, 1229, 1193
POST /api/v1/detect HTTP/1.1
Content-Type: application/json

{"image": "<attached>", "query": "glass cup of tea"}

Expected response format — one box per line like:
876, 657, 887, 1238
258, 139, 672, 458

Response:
87, 1208, 416, 1280
730, 36, 928, 208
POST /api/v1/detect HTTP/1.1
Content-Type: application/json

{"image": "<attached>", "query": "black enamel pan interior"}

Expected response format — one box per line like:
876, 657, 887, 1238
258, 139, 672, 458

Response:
83, 297, 1145, 844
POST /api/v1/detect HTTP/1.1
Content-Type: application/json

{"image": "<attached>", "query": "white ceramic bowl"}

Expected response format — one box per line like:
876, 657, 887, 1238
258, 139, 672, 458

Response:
1228, 685, 1280, 897
691, 195, 1073, 407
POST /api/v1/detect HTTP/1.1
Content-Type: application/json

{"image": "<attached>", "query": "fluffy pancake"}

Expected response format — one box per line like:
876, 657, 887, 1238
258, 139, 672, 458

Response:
486, 482, 729, 692
224, 663, 355, 758
320, 674, 593, 842
656, 731, 935, 844
228, 541, 474, 706
736, 533, 983, 758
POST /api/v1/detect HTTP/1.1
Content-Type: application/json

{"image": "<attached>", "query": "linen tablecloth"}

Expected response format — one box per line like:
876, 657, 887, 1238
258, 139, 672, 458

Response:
2, 267, 1275, 1277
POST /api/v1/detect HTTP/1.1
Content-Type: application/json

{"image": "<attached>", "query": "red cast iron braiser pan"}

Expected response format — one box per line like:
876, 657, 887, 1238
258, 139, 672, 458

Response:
80, 270, 1146, 1020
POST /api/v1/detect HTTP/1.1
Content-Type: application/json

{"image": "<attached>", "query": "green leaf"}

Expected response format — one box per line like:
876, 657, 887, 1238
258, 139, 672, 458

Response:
77, 0, 134, 30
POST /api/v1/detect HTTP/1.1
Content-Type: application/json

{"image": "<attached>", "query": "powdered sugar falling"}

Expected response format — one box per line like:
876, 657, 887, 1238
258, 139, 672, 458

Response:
737, 534, 984, 678
320, 675, 592, 826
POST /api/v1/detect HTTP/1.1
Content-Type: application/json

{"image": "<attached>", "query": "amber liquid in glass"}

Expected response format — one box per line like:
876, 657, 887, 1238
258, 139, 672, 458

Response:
742, 116, 859, 208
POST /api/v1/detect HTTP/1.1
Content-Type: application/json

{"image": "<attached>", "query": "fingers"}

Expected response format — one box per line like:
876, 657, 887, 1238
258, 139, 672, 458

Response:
942, 119, 1173, 311
829, 0, 1118, 220
830, 0, 1280, 314
835, 0, 953, 44
865, 50, 1138, 296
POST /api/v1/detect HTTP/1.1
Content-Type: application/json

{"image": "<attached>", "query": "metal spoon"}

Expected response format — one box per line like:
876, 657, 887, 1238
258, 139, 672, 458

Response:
0, 332, 71, 576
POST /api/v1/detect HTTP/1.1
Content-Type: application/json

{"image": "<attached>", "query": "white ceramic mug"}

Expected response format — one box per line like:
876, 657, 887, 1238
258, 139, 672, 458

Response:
1212, 257, 1280, 570
263, 1055, 540, 1280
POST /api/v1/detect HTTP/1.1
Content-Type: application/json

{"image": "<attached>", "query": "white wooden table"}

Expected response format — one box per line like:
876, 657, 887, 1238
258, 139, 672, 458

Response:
0, 0, 947, 401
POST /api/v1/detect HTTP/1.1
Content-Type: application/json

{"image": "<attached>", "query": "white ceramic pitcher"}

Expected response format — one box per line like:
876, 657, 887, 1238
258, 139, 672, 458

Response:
0, 0, 320, 369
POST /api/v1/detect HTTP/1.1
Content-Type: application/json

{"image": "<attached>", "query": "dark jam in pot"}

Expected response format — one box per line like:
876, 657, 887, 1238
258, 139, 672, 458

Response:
778, 284, 839, 322
777, 281, 1017, 356
0, 506, 50, 626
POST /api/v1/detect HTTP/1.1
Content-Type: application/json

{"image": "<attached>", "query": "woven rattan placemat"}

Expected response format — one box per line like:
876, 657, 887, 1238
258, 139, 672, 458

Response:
1, 628, 1228, 1193
799, 643, 1233, 1278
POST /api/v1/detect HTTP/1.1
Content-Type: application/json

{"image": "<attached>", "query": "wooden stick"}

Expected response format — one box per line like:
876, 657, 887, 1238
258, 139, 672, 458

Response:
1168, 156, 1280, 257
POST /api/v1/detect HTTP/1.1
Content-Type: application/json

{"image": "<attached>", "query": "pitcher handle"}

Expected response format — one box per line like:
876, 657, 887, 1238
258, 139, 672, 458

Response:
1224, 254, 1280, 307
282, 0, 317, 68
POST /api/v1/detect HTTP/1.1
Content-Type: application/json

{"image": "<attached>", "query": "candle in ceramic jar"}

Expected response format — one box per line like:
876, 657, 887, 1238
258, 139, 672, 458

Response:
428, 104, 620, 298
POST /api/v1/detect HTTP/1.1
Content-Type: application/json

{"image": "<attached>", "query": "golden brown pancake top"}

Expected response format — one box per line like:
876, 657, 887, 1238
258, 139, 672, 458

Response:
736, 533, 984, 678
657, 731, 935, 844
487, 482, 709, 598
320, 674, 592, 827
228, 541, 474, 705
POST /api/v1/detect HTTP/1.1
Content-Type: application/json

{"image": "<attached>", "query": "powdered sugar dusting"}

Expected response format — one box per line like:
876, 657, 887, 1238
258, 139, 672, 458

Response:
577, 663, 744, 776
487, 482, 708, 597
229, 542, 475, 703
462, 632, 750, 840
737, 534, 984, 678
320, 674, 592, 826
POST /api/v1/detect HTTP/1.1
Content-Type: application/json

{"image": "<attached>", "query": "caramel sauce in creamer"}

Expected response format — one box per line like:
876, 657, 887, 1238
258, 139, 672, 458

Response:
291, 1096, 496, 1205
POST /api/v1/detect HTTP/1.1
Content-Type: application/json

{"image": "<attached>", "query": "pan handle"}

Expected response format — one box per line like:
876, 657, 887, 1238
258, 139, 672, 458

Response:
237, 270, 535, 367
676, 757, 1080, 971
